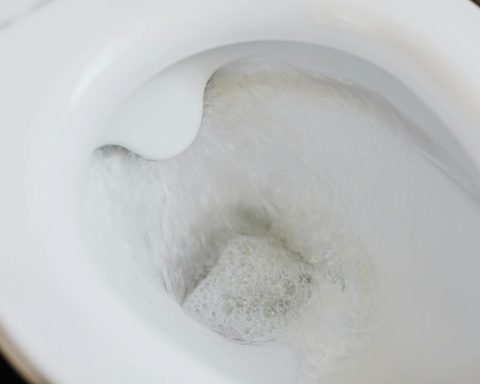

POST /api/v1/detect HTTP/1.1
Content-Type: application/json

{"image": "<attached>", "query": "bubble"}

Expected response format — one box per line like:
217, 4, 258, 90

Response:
183, 233, 318, 343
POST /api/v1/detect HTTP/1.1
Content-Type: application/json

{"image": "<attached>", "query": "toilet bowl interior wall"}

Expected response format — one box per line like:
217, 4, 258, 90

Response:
77, 41, 480, 383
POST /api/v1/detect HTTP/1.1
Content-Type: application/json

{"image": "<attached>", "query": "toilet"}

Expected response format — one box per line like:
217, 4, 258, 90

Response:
1, 0, 480, 383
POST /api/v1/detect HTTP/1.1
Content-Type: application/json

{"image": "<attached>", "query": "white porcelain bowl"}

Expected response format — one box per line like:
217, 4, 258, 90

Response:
0, 1, 480, 383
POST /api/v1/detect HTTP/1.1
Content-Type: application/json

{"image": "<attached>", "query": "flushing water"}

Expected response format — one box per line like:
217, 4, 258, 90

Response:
84, 58, 480, 383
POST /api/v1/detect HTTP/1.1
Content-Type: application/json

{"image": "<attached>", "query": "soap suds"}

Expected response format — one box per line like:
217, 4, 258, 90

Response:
184, 233, 316, 343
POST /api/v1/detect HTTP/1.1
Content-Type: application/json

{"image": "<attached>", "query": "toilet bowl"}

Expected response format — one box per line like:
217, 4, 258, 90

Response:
1, 0, 480, 383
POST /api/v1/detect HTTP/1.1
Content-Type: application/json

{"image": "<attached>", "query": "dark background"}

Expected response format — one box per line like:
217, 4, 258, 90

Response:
0, 354, 28, 384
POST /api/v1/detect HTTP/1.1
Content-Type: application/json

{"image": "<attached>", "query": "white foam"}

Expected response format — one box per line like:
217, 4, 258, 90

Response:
184, 234, 316, 343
